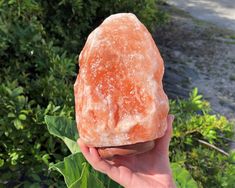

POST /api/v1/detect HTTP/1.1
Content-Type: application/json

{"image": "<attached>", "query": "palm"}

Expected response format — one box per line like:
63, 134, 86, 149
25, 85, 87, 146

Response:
78, 115, 175, 188
103, 137, 172, 187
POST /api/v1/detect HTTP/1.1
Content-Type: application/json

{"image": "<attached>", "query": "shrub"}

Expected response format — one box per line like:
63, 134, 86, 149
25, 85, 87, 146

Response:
170, 89, 234, 187
40, 0, 167, 54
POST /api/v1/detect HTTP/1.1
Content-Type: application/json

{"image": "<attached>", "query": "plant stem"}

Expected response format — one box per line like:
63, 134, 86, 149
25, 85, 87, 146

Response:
197, 139, 229, 156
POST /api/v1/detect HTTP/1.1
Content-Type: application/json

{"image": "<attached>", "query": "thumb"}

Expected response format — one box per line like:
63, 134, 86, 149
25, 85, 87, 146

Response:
155, 114, 174, 155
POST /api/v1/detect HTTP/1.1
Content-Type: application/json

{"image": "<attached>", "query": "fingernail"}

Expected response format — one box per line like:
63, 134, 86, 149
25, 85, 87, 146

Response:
169, 114, 175, 122
171, 115, 175, 121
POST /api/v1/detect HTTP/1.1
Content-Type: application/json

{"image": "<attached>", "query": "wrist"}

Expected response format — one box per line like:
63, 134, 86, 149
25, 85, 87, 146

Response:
154, 173, 176, 188
165, 173, 176, 188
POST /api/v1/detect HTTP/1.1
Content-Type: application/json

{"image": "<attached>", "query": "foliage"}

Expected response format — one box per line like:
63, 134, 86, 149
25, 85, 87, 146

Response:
45, 116, 80, 154
171, 163, 198, 188
45, 89, 234, 188
45, 115, 122, 187
169, 88, 235, 188
0, 80, 70, 187
40, 0, 167, 54
50, 153, 106, 188
0, 0, 166, 187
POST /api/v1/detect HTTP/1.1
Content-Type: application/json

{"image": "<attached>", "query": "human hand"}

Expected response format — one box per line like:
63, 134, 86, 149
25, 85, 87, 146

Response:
78, 115, 176, 188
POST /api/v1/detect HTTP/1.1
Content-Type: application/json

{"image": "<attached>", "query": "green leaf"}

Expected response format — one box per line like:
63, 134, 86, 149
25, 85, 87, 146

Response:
0, 158, 4, 167
171, 163, 198, 188
31, 173, 41, 182
70, 163, 105, 188
193, 95, 202, 101
45, 115, 80, 153
192, 88, 198, 98
8, 0, 16, 5
228, 151, 235, 163
49, 153, 105, 188
42, 154, 50, 165
19, 114, 27, 120
12, 87, 23, 97
13, 119, 24, 129
7, 112, 15, 118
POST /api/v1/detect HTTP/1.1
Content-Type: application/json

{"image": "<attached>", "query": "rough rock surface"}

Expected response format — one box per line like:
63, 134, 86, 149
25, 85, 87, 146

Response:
74, 13, 169, 147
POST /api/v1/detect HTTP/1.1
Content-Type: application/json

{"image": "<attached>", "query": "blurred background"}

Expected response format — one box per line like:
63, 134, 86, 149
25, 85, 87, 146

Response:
0, 0, 234, 187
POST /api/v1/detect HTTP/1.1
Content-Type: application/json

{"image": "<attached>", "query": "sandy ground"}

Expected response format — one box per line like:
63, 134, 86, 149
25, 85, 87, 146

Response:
155, 4, 235, 148
167, 0, 235, 31
157, 6, 235, 120
160, 1, 235, 119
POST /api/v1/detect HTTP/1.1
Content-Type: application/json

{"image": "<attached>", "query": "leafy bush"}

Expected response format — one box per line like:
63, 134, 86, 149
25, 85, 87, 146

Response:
0, 0, 166, 186
170, 89, 234, 187
40, 0, 167, 54
45, 89, 234, 188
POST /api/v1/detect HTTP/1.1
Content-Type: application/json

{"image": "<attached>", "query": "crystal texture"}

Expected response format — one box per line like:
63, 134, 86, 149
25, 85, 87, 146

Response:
74, 13, 169, 147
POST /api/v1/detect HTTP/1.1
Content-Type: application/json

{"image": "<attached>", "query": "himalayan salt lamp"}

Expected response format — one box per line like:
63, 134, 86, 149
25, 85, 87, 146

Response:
74, 13, 169, 158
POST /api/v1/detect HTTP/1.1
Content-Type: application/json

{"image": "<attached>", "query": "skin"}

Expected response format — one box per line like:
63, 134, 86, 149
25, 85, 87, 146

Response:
78, 115, 176, 188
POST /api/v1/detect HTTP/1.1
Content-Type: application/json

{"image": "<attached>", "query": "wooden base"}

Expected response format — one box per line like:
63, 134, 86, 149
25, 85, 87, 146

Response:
97, 140, 155, 159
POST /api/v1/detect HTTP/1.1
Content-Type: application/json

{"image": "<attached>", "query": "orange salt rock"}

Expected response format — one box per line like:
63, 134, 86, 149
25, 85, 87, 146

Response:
74, 13, 169, 157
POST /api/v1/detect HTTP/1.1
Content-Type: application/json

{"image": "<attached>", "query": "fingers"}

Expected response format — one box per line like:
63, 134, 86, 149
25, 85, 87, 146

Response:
154, 114, 174, 155
165, 114, 174, 145
77, 139, 112, 174
78, 139, 125, 180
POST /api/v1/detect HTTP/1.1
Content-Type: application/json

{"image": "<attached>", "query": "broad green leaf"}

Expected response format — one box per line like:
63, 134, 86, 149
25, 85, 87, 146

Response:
90, 169, 122, 188
171, 163, 198, 188
45, 115, 80, 153
49, 153, 105, 188
49, 153, 85, 187
70, 163, 105, 188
